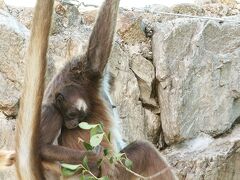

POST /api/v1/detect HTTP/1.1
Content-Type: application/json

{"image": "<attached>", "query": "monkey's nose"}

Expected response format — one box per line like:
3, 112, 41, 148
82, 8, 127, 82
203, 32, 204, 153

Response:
78, 113, 87, 123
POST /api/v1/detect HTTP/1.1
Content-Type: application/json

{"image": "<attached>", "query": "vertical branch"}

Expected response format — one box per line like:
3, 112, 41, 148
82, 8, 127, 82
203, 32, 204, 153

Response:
15, 0, 54, 179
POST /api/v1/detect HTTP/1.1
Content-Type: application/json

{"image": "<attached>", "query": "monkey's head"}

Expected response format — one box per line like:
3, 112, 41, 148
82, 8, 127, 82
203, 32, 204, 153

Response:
55, 85, 90, 129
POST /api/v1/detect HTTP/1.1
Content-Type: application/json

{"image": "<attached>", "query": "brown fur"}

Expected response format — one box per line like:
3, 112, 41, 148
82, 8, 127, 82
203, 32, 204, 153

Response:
39, 0, 177, 179
14, 0, 54, 179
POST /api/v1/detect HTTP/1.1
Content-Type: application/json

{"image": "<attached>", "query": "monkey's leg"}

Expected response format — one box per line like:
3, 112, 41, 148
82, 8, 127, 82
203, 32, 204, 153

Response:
117, 140, 177, 180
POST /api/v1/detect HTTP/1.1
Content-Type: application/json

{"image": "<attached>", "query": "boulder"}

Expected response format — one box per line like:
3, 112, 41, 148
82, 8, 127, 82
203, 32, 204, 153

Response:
164, 125, 240, 180
144, 4, 172, 14
130, 54, 157, 107
7, 7, 33, 29
0, 10, 29, 117
172, 3, 205, 15
109, 45, 148, 142
153, 18, 240, 144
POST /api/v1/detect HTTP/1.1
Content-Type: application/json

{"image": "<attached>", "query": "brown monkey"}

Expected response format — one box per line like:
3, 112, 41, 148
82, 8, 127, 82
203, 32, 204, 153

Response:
45, 84, 176, 179
0, 0, 177, 179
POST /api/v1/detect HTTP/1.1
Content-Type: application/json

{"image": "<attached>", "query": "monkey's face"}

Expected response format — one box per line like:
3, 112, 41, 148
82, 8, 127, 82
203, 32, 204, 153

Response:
55, 85, 89, 129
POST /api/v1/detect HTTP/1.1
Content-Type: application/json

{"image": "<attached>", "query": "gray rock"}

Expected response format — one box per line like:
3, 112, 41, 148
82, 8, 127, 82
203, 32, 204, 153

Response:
153, 18, 240, 144
0, 10, 29, 117
130, 54, 157, 107
144, 109, 161, 144
109, 45, 148, 142
0, 112, 15, 179
144, 4, 172, 14
164, 125, 240, 180
172, 3, 205, 15
7, 7, 33, 29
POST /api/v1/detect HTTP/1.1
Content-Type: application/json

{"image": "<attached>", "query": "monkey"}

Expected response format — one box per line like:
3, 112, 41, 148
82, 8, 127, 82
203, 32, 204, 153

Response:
38, 0, 177, 175
46, 83, 177, 180
0, 0, 178, 179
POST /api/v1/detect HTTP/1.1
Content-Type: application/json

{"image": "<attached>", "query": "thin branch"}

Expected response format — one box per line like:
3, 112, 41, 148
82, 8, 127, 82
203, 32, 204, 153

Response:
118, 160, 172, 180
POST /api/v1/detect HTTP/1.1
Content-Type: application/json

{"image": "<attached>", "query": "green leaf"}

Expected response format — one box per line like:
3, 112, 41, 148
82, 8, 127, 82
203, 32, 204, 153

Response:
82, 156, 90, 170
124, 159, 133, 169
83, 142, 94, 151
90, 126, 104, 137
61, 163, 81, 171
103, 148, 109, 156
79, 122, 98, 130
99, 122, 104, 131
107, 132, 111, 142
109, 157, 114, 164
61, 163, 82, 176
90, 133, 104, 147
61, 167, 76, 176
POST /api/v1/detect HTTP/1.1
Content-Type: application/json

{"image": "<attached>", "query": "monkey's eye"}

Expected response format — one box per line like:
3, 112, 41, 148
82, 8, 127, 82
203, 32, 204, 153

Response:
67, 112, 78, 118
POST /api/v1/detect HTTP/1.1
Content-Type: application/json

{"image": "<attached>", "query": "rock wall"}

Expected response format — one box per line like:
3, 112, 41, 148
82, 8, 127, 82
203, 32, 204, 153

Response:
152, 18, 240, 144
0, 1, 240, 179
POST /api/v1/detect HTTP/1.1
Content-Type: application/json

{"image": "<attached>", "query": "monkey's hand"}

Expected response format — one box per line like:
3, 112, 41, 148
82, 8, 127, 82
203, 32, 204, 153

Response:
0, 150, 15, 168
42, 161, 61, 175
92, 145, 104, 156
81, 145, 104, 177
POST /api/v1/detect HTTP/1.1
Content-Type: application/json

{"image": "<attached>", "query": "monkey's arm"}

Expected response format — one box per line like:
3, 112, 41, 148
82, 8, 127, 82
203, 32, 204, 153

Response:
40, 105, 101, 165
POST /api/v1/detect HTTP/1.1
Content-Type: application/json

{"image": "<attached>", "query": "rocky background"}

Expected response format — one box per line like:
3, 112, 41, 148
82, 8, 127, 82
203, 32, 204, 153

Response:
0, 0, 240, 179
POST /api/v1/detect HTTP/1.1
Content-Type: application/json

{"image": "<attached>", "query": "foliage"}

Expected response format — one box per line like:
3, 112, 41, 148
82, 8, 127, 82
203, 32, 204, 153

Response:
61, 122, 133, 180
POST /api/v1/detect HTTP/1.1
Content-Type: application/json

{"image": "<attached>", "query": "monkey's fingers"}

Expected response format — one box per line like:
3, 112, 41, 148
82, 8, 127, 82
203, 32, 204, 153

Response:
92, 145, 104, 156
0, 150, 16, 168
42, 161, 62, 175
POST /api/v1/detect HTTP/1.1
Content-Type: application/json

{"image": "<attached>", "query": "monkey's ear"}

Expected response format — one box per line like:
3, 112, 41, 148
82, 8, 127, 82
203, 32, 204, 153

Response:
87, 0, 120, 74
55, 93, 65, 108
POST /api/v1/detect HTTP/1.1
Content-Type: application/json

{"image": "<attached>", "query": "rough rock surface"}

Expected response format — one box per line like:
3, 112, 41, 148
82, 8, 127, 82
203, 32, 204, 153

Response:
108, 45, 149, 142
1, 1, 240, 179
0, 10, 29, 117
172, 3, 205, 15
130, 54, 157, 107
153, 18, 240, 144
164, 125, 240, 180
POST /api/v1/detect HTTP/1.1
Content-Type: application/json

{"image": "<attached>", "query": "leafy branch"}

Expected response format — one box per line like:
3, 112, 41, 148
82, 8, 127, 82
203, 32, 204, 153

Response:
61, 122, 132, 180
61, 122, 171, 180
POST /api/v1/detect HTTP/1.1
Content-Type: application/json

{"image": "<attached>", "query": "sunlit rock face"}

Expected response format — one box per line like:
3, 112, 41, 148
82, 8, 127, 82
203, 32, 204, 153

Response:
152, 18, 240, 144
1, 1, 240, 179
